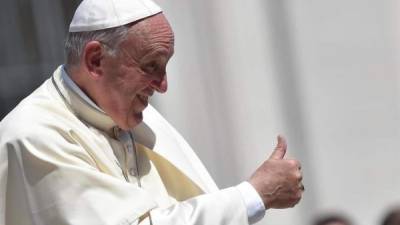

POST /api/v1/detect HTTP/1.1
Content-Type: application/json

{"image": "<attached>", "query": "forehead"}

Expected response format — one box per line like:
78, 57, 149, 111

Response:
122, 13, 175, 57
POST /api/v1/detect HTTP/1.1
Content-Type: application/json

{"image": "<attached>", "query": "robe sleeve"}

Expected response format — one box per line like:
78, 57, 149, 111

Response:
150, 187, 249, 225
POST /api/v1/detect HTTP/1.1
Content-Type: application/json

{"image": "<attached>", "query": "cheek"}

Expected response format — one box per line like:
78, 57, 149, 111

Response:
104, 67, 152, 106
115, 80, 148, 111
124, 77, 153, 97
119, 67, 152, 91
119, 81, 148, 100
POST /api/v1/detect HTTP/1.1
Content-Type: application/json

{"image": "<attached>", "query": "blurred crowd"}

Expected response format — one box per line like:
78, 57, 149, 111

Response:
313, 206, 400, 225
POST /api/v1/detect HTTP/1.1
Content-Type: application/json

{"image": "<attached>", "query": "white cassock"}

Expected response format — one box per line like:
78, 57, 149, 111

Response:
0, 66, 249, 225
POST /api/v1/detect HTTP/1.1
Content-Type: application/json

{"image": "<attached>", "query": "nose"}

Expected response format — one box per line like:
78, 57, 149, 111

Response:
150, 74, 168, 93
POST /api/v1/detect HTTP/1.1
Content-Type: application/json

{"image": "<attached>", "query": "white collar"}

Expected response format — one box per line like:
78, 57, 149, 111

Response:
52, 65, 116, 133
61, 66, 104, 113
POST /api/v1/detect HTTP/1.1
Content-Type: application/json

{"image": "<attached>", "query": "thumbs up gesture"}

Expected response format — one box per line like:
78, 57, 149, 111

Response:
249, 135, 304, 209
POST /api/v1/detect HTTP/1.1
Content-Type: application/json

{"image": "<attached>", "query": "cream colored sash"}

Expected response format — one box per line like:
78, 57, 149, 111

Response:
135, 143, 204, 201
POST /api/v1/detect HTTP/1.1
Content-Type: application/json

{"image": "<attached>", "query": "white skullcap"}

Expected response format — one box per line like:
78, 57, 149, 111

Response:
69, 0, 162, 32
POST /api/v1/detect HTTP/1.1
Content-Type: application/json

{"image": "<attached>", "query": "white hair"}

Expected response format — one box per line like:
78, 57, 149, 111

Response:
64, 25, 130, 66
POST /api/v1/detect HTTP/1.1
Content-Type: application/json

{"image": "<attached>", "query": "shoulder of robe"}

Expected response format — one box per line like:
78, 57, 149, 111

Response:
0, 81, 78, 146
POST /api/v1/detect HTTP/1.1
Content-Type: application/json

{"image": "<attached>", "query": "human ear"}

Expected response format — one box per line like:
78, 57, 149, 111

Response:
83, 41, 104, 79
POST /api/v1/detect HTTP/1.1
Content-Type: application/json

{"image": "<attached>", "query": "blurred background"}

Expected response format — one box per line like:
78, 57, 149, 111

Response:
1, 0, 400, 225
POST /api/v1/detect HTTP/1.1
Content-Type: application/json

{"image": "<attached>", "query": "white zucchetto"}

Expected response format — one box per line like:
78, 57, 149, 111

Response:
69, 0, 162, 32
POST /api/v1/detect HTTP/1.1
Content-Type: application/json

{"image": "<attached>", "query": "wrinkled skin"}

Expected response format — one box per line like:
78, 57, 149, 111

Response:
249, 135, 304, 209
70, 13, 174, 130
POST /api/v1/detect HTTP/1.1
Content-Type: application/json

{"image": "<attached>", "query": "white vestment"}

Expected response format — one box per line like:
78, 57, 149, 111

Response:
0, 66, 249, 225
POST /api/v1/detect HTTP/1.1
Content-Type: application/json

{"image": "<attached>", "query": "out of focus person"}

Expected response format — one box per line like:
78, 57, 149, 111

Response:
382, 207, 400, 225
313, 214, 353, 225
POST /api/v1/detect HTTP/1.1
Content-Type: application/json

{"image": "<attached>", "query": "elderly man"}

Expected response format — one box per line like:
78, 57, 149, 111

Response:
0, 0, 303, 225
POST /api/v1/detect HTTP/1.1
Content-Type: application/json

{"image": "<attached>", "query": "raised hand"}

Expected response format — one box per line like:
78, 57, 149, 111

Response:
249, 135, 304, 209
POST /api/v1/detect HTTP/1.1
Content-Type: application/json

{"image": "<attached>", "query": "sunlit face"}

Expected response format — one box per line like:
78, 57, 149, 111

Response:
96, 14, 174, 130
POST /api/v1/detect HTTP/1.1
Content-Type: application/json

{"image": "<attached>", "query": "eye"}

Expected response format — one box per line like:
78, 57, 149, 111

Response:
143, 61, 159, 74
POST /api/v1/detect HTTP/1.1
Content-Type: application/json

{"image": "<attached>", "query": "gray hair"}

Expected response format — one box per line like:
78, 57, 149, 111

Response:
64, 25, 131, 66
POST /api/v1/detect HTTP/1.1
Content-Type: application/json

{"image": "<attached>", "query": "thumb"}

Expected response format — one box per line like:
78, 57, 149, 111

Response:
269, 135, 287, 160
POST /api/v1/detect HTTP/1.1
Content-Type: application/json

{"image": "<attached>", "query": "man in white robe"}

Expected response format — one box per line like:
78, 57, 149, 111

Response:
0, 0, 304, 224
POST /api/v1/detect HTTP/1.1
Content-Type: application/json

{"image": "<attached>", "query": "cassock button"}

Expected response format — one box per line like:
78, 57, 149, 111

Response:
129, 168, 136, 176
126, 147, 132, 153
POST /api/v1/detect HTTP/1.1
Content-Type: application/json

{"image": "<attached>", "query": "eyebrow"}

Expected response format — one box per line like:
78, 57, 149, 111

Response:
140, 49, 171, 63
